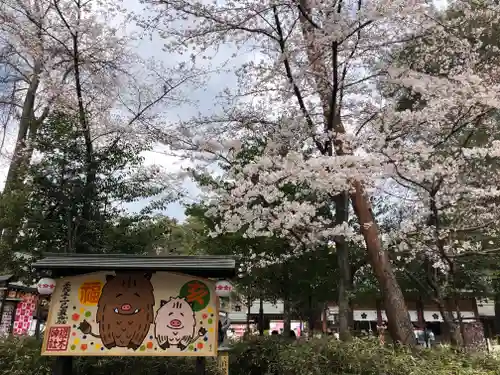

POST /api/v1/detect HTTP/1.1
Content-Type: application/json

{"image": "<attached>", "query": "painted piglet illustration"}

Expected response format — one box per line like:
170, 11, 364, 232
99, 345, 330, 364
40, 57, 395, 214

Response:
154, 297, 206, 350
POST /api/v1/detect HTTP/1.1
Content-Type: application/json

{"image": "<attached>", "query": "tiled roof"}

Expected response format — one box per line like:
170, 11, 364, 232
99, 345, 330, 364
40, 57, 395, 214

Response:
33, 253, 236, 278
0, 274, 13, 283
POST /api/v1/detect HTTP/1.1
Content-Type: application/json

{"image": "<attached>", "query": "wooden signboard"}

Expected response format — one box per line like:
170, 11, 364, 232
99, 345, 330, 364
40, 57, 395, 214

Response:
42, 271, 218, 356
217, 351, 229, 375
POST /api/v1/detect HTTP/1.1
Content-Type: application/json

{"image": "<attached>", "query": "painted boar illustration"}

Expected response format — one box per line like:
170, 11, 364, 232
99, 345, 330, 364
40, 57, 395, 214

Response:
78, 272, 155, 350
154, 297, 206, 350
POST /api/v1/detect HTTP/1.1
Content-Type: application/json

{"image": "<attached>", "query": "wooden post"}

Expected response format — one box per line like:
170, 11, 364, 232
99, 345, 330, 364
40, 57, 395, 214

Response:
0, 286, 7, 332
34, 296, 42, 340
217, 346, 231, 375
52, 357, 72, 375
8, 301, 19, 335
195, 357, 206, 375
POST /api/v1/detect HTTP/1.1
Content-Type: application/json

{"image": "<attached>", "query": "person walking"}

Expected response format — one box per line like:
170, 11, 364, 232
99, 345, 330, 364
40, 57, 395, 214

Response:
424, 326, 435, 348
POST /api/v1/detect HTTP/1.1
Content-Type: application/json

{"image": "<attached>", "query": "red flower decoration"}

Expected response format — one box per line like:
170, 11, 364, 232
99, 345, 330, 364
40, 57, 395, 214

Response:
71, 313, 80, 321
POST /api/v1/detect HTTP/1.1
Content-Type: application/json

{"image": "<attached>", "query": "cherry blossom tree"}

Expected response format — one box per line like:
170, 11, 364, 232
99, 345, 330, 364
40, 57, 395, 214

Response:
0, 0, 201, 247
139, 0, 422, 344
375, 1, 500, 345
141, 0, 500, 344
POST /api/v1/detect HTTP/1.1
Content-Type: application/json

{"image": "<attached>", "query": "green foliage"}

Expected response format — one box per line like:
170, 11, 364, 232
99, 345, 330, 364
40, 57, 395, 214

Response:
228, 337, 500, 375
3, 337, 500, 375
0, 337, 51, 375
0, 337, 216, 375
13, 112, 170, 261
99, 215, 175, 255
186, 201, 355, 317
185, 203, 287, 300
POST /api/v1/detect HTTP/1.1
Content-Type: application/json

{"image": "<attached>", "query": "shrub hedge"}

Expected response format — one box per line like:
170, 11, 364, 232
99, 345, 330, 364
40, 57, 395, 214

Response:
1, 336, 500, 375
0, 338, 214, 375
229, 336, 500, 375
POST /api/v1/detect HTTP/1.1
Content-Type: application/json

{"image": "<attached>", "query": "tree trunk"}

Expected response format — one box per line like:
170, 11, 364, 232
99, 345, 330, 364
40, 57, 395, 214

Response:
55, 0, 96, 253
246, 298, 251, 338
73, 38, 96, 254
297, 0, 414, 346
283, 297, 291, 337
0, 0, 47, 246
454, 299, 467, 347
0, 60, 43, 246
494, 293, 500, 339
259, 298, 264, 336
307, 294, 315, 336
337, 252, 352, 340
336, 192, 352, 341
280, 262, 291, 337
351, 181, 415, 345
439, 307, 463, 346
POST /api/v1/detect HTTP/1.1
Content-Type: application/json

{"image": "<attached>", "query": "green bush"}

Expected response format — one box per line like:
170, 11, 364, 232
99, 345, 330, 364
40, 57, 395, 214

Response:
0, 337, 214, 375
2, 336, 500, 375
228, 337, 500, 375
0, 337, 52, 375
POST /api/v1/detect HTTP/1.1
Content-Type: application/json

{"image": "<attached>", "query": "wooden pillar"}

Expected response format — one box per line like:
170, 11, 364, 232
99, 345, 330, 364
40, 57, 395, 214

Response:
195, 357, 206, 375
34, 296, 42, 340
52, 357, 72, 375
0, 287, 7, 332
217, 348, 230, 375
8, 301, 19, 335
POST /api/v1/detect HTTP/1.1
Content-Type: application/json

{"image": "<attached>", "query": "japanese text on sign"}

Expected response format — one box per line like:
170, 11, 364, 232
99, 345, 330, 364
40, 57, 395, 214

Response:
46, 326, 71, 351
186, 281, 209, 305
217, 352, 229, 375
78, 281, 102, 305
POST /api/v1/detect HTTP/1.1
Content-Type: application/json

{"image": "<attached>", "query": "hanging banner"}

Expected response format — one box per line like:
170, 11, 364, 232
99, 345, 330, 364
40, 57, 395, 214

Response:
42, 271, 218, 356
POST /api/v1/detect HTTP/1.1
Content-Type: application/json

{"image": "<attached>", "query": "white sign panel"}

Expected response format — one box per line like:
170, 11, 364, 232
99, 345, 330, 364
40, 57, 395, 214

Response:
476, 299, 495, 317
353, 310, 377, 321
381, 310, 418, 322
423, 311, 443, 322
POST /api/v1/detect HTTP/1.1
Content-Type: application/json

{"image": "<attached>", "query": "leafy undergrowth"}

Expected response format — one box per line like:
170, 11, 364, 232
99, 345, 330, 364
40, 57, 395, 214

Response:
1, 336, 499, 375
229, 336, 500, 375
